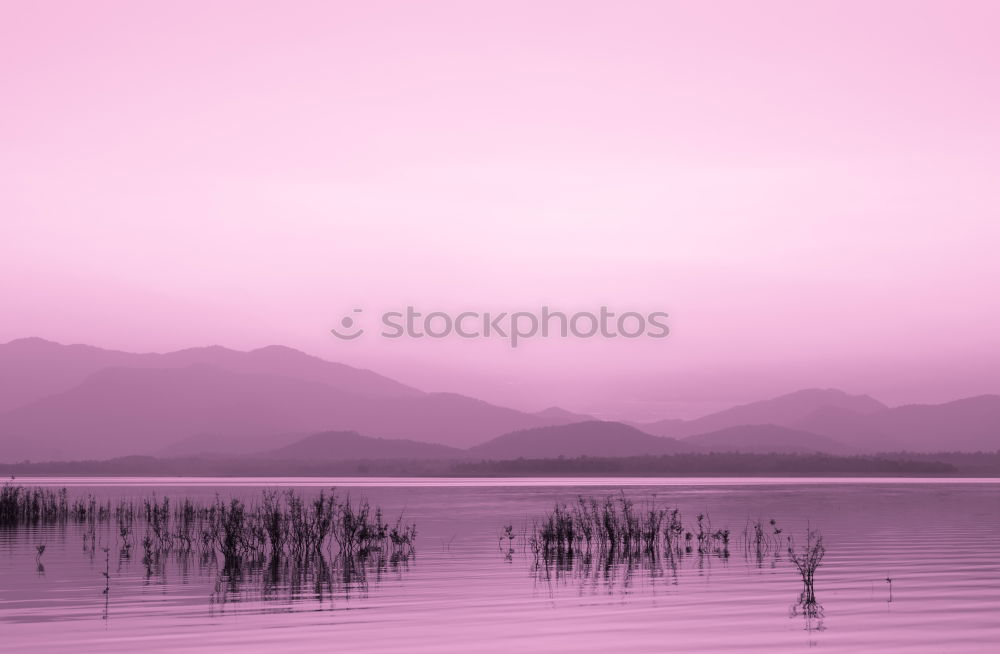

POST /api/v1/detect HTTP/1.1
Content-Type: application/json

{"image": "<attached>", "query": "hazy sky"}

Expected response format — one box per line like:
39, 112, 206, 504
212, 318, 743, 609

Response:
2, 1, 998, 419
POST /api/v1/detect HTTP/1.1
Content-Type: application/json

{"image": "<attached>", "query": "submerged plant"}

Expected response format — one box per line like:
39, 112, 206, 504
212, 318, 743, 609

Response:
520, 493, 731, 563
787, 527, 825, 609
3, 484, 418, 569
789, 531, 826, 634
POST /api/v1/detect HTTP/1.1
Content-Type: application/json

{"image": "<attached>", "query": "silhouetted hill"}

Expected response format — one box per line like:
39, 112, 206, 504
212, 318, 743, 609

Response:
0, 337, 420, 415
638, 389, 887, 438
158, 343, 423, 397
641, 390, 1000, 453
681, 424, 851, 454
0, 361, 579, 460
0, 338, 143, 413
2, 338, 997, 460
0, 366, 350, 460
468, 421, 693, 459
794, 395, 1000, 452
264, 431, 462, 461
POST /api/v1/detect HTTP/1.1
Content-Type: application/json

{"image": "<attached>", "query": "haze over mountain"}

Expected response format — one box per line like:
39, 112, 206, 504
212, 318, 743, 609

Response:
0, 365, 354, 460
793, 395, 1000, 452
532, 406, 595, 423
636, 388, 887, 438
0, 337, 419, 414
196, 421, 851, 462
0, 338, 583, 460
636, 389, 999, 453
0, 338, 997, 462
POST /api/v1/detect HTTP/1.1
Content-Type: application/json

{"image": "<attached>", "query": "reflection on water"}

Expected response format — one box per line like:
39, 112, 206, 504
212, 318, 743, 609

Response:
119, 537, 414, 614
530, 543, 720, 597
521, 498, 829, 638
518, 495, 739, 596
517, 495, 823, 600
791, 586, 825, 637
1, 478, 999, 653
209, 550, 413, 612
1, 484, 419, 621
2, 483, 418, 627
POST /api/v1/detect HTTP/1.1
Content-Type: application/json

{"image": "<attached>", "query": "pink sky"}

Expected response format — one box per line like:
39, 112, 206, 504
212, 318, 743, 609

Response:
2, 1, 999, 419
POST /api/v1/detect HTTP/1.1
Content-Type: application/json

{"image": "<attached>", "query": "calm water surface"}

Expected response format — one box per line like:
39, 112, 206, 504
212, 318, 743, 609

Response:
1, 477, 997, 653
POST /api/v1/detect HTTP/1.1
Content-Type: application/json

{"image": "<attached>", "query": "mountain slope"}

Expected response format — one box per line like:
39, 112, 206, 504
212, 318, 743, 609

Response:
0, 337, 421, 415
794, 395, 1000, 452
638, 388, 888, 438
157, 344, 422, 398
0, 364, 580, 461
0, 338, 144, 413
533, 406, 595, 422
0, 366, 349, 460
468, 421, 693, 459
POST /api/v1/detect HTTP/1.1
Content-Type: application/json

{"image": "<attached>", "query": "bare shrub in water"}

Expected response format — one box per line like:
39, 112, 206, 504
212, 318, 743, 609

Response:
1, 484, 417, 564
523, 493, 731, 561
742, 517, 784, 564
787, 528, 825, 592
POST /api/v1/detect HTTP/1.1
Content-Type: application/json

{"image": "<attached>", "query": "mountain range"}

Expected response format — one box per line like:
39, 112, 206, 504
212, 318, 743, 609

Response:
631, 388, 888, 438
0, 338, 578, 459
0, 337, 997, 462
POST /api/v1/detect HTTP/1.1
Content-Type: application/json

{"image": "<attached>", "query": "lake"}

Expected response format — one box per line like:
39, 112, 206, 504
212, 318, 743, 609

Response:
1, 477, 998, 653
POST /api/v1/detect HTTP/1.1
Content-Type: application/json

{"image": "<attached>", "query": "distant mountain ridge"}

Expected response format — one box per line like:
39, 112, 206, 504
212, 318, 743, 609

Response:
240, 421, 854, 461
468, 421, 692, 459
0, 338, 997, 462
636, 389, 999, 453
635, 389, 887, 438
793, 395, 1000, 452
533, 406, 595, 422
0, 337, 420, 414
0, 338, 589, 460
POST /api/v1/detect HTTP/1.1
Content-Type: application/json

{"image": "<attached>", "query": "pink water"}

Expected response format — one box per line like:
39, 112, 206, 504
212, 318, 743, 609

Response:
2, 478, 998, 652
